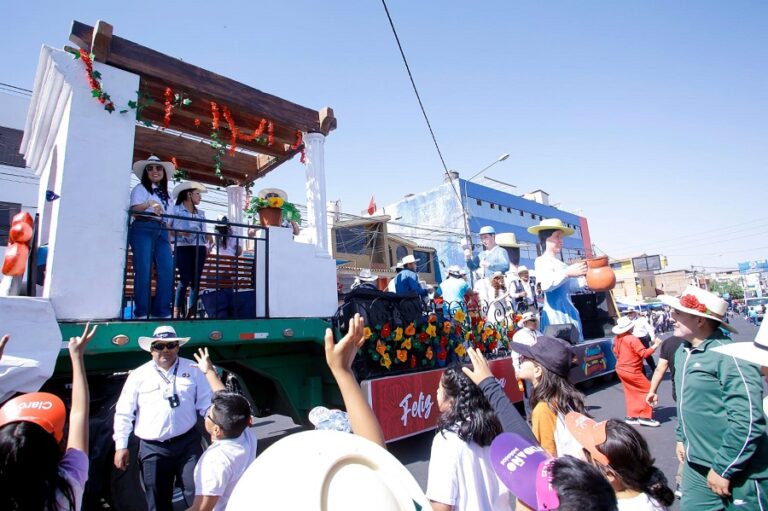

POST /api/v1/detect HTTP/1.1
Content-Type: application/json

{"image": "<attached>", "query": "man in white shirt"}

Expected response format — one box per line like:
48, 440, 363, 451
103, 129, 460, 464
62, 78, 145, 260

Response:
187, 347, 257, 511
113, 326, 212, 511
627, 308, 657, 374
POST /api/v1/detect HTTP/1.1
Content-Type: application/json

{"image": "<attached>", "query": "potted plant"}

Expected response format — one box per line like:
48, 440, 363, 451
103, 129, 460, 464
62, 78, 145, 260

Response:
245, 195, 301, 227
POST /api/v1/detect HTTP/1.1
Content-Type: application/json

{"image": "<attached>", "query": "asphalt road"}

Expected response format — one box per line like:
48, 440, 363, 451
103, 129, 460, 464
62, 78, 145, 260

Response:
388, 315, 761, 507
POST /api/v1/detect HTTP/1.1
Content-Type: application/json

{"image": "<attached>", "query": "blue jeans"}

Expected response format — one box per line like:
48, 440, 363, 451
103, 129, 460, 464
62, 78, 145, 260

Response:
174, 245, 207, 314
129, 220, 173, 318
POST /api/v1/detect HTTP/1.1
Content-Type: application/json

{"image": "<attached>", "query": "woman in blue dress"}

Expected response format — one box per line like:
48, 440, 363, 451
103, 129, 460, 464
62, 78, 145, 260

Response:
528, 219, 587, 339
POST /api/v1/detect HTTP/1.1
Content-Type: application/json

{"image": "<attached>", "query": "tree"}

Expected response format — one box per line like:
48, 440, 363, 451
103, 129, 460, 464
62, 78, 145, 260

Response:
709, 280, 744, 300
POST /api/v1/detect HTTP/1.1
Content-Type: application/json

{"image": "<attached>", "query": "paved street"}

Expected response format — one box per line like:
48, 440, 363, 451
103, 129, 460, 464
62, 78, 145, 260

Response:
389, 315, 761, 507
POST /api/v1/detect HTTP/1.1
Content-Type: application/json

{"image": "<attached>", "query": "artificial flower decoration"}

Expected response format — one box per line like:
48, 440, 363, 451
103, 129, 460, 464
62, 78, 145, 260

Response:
425, 347, 434, 361
405, 323, 416, 337
375, 340, 386, 356
454, 344, 466, 357
397, 350, 408, 363
381, 323, 392, 339
453, 309, 466, 323
401, 338, 412, 350
443, 321, 452, 334
425, 324, 437, 337
394, 327, 403, 341
364, 327, 372, 340
380, 353, 392, 369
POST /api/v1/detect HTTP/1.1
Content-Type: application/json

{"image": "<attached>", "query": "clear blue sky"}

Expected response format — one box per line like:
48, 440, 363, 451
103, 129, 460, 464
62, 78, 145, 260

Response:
3, 1, 766, 272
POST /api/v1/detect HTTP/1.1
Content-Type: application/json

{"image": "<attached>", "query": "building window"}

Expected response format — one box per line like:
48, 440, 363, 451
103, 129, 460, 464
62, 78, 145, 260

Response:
396, 245, 408, 262
413, 250, 432, 274
476, 199, 482, 206
520, 210, 524, 216
490, 203, 495, 209
0, 202, 22, 245
335, 226, 371, 255
530, 213, 535, 219
507, 207, 511, 213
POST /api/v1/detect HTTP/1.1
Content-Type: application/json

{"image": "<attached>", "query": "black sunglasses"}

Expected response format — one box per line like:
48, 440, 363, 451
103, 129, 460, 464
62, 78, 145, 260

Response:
151, 342, 179, 351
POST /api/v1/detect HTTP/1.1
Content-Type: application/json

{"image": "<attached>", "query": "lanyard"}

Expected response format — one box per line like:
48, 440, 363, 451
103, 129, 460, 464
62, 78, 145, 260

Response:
155, 360, 179, 392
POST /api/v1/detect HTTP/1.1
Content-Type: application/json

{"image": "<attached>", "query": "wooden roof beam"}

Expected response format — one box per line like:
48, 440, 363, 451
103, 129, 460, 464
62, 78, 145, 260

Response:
70, 20, 335, 135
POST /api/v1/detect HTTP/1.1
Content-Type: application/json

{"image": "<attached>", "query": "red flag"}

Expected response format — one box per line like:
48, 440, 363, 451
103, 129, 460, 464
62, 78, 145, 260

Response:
367, 195, 376, 215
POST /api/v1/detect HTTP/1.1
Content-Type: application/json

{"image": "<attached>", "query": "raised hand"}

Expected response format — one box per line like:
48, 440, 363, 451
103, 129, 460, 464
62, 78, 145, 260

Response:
193, 347, 214, 375
69, 323, 97, 358
462, 346, 495, 386
324, 314, 365, 374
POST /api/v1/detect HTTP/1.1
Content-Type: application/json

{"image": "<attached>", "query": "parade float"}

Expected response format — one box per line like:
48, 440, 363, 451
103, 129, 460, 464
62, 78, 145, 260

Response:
0, 19, 618, 507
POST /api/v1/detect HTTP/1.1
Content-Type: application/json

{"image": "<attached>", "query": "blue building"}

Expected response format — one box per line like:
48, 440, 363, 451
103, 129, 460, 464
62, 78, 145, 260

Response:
383, 172, 593, 280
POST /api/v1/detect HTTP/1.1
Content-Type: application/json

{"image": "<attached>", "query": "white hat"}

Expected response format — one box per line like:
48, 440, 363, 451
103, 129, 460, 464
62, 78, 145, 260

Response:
612, 316, 635, 335
495, 232, 526, 248
625, 307, 639, 315
712, 320, 768, 367
517, 265, 529, 274
358, 269, 378, 282
447, 265, 463, 276
401, 255, 417, 265
479, 226, 496, 235
527, 218, 575, 237
132, 155, 174, 181
517, 311, 539, 328
226, 430, 430, 511
658, 285, 737, 333
491, 271, 504, 279
137, 325, 191, 352
172, 181, 207, 200
257, 187, 287, 201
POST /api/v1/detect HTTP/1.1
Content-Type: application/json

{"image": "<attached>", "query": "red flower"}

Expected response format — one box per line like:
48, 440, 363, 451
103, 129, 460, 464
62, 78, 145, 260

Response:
489, 341, 498, 352
300, 148, 306, 164
418, 332, 428, 342
410, 355, 417, 368
381, 323, 392, 339
442, 321, 452, 334
194, 118, 201, 128
680, 294, 708, 313
437, 349, 447, 361
291, 130, 303, 150
439, 336, 448, 348
428, 314, 437, 324
210, 102, 220, 130
163, 87, 173, 128
455, 325, 462, 336
507, 330, 515, 340
267, 121, 274, 146
474, 343, 485, 353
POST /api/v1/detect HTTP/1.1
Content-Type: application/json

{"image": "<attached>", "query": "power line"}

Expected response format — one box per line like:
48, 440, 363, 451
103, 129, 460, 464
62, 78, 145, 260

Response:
0, 82, 32, 94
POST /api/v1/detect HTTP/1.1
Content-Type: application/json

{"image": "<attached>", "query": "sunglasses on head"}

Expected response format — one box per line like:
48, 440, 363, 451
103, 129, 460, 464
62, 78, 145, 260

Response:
151, 342, 179, 351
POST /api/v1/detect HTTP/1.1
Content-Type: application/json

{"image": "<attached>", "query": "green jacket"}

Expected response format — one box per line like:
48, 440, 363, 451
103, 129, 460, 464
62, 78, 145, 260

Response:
675, 333, 768, 480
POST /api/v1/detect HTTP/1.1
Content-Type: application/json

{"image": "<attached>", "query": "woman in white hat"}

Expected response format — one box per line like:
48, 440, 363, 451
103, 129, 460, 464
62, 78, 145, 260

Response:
611, 317, 662, 427
527, 219, 588, 340
169, 181, 211, 317
129, 155, 175, 318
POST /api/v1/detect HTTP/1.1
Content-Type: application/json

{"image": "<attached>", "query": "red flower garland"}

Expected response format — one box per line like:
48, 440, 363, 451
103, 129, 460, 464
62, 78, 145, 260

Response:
222, 105, 238, 156
78, 49, 115, 113
267, 121, 274, 146
680, 294, 708, 313
291, 130, 303, 150
237, 119, 268, 142
163, 87, 173, 128
194, 118, 201, 128
210, 102, 220, 130
171, 157, 179, 169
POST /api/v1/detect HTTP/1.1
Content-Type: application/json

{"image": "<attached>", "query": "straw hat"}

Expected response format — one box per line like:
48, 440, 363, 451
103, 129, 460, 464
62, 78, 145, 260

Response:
711, 318, 768, 366
495, 232, 526, 248
357, 269, 378, 282
517, 311, 539, 329
132, 155, 174, 180
658, 285, 737, 333
611, 316, 635, 335
527, 218, 575, 237
172, 181, 207, 200
0, 392, 67, 442
257, 188, 287, 201
137, 325, 191, 352
401, 255, 417, 265
226, 430, 431, 511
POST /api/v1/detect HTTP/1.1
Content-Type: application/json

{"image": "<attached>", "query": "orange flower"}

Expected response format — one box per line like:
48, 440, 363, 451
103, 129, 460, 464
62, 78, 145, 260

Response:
364, 327, 372, 340
405, 323, 416, 337
442, 321, 452, 334
453, 309, 466, 323
396, 350, 408, 363
376, 340, 386, 356
428, 314, 437, 324
455, 344, 466, 357
426, 347, 434, 361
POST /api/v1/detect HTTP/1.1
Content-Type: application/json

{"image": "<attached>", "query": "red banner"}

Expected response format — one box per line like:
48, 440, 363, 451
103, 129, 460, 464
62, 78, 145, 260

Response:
362, 357, 524, 443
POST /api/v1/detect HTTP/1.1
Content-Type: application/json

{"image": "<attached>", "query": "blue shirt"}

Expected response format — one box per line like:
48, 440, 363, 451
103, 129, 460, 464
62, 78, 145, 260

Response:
170, 205, 207, 246
466, 245, 510, 278
394, 269, 428, 296
439, 277, 470, 310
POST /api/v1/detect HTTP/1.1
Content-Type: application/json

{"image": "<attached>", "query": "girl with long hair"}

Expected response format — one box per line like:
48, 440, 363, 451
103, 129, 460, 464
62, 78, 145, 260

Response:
509, 335, 587, 457
129, 155, 174, 319
426, 367, 511, 511
567, 413, 675, 510
0, 324, 96, 510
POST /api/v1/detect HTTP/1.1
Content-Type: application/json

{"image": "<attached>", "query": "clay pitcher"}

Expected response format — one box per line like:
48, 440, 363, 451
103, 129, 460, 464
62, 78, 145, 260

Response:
585, 256, 616, 291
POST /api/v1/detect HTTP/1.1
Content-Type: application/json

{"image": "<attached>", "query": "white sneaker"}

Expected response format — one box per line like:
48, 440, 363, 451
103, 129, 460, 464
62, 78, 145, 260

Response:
624, 417, 639, 424
637, 418, 660, 427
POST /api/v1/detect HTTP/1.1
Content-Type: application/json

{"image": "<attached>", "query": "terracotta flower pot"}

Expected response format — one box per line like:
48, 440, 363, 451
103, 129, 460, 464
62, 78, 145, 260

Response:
585, 256, 616, 291
258, 207, 283, 227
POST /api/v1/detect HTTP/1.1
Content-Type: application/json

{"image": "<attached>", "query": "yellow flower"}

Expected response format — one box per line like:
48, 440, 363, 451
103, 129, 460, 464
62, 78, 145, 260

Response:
364, 327, 372, 340
401, 338, 412, 350
380, 353, 392, 369
454, 309, 466, 323
394, 327, 403, 341
267, 197, 284, 208
465, 332, 471, 341
455, 344, 466, 357
425, 324, 437, 337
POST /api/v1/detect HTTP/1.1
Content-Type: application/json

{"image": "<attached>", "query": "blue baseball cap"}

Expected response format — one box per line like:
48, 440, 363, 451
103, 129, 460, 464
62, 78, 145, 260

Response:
479, 226, 496, 235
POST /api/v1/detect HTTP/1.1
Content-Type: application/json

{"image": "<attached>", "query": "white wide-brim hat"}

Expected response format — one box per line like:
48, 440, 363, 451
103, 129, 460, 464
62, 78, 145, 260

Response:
517, 265, 529, 274
479, 226, 496, 235
401, 255, 417, 265
517, 311, 539, 328
137, 325, 191, 352
711, 320, 768, 367
132, 155, 174, 181
495, 232, 527, 248
612, 316, 635, 335
172, 181, 207, 200
358, 269, 378, 282
658, 285, 737, 334
447, 264, 463, 276
257, 187, 287, 201
527, 218, 575, 237
226, 430, 430, 511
